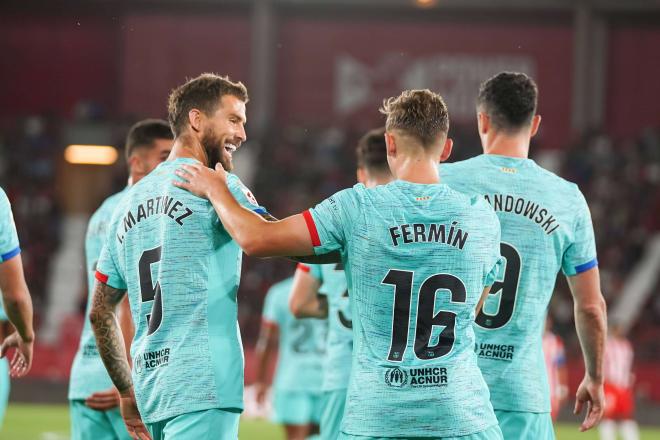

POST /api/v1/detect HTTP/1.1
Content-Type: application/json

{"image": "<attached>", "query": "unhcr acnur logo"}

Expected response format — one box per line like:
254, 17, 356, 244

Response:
385, 367, 408, 388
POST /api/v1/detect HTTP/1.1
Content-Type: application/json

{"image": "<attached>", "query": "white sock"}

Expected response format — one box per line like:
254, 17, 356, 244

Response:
599, 419, 618, 440
620, 419, 640, 440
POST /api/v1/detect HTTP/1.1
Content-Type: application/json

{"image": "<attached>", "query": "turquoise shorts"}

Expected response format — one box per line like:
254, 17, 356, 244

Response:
273, 389, 323, 425
495, 410, 555, 440
338, 424, 503, 440
69, 399, 131, 440
321, 389, 347, 440
147, 408, 240, 440
0, 358, 9, 429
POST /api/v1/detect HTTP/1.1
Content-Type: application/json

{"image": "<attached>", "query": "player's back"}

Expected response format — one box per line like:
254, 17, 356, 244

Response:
262, 277, 326, 392
316, 263, 352, 392
98, 158, 246, 423
442, 154, 597, 412
69, 188, 127, 400
310, 181, 501, 437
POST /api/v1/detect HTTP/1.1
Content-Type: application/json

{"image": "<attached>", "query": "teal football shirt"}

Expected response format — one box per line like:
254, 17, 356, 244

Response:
305, 181, 502, 437
0, 187, 21, 321
302, 263, 352, 392
262, 277, 326, 393
69, 187, 128, 400
96, 158, 268, 424
441, 154, 598, 413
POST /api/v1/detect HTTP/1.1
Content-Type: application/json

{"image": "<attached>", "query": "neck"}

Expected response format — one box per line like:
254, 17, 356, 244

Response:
482, 130, 530, 159
393, 156, 440, 184
168, 133, 208, 165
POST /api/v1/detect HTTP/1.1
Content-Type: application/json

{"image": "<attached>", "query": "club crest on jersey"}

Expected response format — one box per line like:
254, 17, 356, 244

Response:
241, 187, 259, 206
385, 367, 408, 388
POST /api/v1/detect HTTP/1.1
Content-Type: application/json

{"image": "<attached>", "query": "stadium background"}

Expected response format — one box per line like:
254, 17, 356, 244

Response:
0, 0, 659, 438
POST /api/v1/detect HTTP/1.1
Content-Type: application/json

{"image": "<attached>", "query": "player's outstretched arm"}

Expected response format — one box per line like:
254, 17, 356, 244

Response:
174, 163, 314, 257
0, 254, 34, 377
90, 281, 152, 440
566, 266, 607, 432
289, 266, 328, 319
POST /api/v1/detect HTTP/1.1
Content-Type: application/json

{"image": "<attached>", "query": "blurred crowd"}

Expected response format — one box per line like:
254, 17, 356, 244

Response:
0, 114, 658, 364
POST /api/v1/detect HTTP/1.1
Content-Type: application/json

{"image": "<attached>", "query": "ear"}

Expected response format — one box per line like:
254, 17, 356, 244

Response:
188, 109, 203, 133
529, 114, 541, 138
439, 137, 453, 163
127, 154, 140, 172
384, 131, 397, 158
477, 112, 489, 135
356, 167, 367, 184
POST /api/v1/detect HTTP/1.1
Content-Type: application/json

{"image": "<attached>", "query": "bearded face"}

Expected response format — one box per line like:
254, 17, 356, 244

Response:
198, 95, 246, 171
201, 125, 233, 171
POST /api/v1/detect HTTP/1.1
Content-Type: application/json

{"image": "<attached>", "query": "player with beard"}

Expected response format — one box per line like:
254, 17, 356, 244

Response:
90, 73, 271, 440
69, 119, 172, 440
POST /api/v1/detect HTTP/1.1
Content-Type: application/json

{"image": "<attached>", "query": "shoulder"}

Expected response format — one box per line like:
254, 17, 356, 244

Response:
531, 162, 583, 195
0, 186, 10, 208
441, 156, 483, 176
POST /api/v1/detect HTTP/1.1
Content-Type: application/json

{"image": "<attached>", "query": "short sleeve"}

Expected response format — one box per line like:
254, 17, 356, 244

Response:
562, 190, 598, 276
96, 241, 127, 290
226, 174, 270, 216
483, 206, 504, 287
0, 189, 21, 263
262, 284, 283, 325
297, 263, 324, 282
306, 187, 362, 256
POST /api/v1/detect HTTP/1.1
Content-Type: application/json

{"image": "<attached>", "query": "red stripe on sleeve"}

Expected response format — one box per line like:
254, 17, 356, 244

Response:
95, 270, 109, 284
297, 263, 311, 273
302, 210, 321, 247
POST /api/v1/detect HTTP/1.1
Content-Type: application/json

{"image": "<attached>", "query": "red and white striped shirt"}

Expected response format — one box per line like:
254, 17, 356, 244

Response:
543, 331, 566, 400
604, 336, 634, 389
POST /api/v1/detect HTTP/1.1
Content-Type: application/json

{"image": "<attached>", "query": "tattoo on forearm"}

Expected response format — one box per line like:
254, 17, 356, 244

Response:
90, 283, 133, 393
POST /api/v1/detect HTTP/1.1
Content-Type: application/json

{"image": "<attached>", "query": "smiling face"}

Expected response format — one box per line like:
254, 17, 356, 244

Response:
199, 94, 247, 171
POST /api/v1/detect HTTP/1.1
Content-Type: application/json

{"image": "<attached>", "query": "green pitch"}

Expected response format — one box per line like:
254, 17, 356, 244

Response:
1, 403, 659, 439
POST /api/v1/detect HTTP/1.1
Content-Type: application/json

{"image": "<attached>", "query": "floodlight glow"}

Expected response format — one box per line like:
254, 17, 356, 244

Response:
64, 145, 118, 165
415, 0, 438, 8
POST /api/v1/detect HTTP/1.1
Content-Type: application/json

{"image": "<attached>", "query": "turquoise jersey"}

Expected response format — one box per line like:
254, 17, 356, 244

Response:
305, 264, 352, 392
441, 154, 598, 413
96, 158, 268, 424
69, 187, 128, 400
0, 187, 21, 321
306, 181, 502, 438
262, 277, 326, 393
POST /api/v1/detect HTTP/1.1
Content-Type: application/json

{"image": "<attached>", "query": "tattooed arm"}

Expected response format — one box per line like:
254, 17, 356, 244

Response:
90, 280, 151, 440
90, 281, 132, 393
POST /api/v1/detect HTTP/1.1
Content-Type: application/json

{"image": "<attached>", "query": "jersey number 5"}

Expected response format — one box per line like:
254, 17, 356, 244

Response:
139, 246, 163, 336
382, 270, 466, 362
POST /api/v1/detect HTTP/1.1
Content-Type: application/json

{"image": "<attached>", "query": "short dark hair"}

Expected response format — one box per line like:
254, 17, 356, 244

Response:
477, 72, 538, 131
125, 119, 173, 161
356, 127, 389, 174
167, 73, 248, 137
380, 89, 449, 148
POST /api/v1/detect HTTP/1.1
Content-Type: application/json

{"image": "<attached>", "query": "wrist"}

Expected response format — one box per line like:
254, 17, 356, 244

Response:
22, 332, 35, 343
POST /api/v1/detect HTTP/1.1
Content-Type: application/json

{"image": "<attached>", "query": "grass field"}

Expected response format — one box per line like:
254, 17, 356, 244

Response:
1, 404, 659, 439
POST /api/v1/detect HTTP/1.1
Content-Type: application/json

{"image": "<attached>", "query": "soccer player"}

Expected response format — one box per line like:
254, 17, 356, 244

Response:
440, 72, 607, 438
289, 127, 393, 440
175, 89, 505, 439
255, 275, 326, 440
543, 317, 568, 420
599, 323, 638, 440
90, 74, 269, 440
69, 119, 173, 440
0, 186, 35, 428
